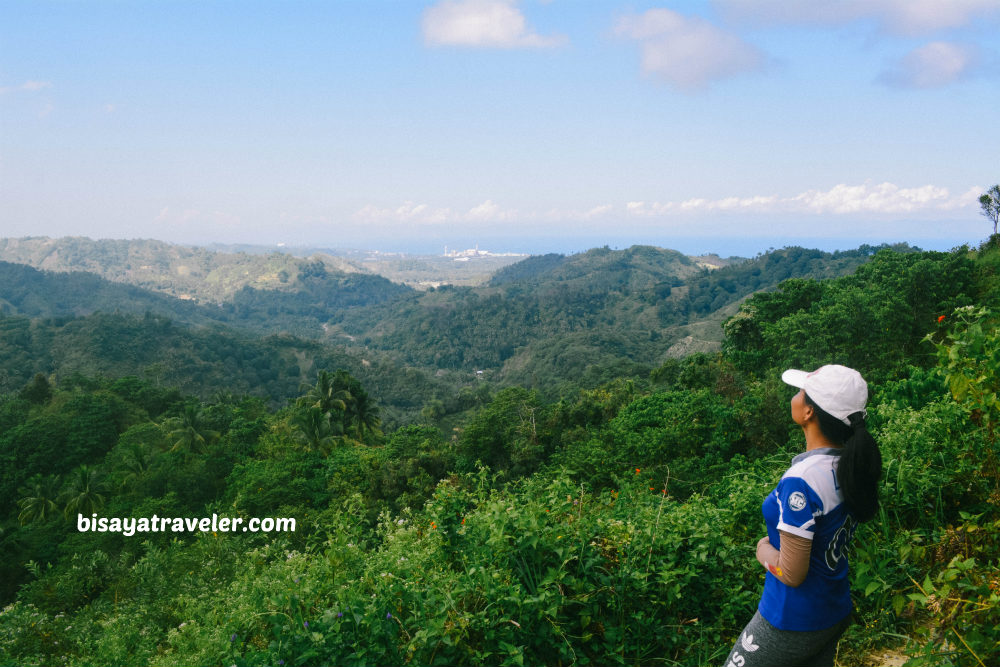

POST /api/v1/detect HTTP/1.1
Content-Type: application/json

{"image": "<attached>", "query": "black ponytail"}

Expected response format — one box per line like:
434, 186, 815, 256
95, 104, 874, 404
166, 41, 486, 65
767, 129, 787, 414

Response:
839, 411, 882, 522
804, 393, 883, 522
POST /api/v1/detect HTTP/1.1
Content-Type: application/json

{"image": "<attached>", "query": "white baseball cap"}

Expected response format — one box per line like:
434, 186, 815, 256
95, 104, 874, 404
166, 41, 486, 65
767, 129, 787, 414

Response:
781, 364, 868, 426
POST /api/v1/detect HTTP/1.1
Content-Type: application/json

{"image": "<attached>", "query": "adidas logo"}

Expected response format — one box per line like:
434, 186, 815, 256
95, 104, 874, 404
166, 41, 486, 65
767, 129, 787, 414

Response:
741, 631, 760, 652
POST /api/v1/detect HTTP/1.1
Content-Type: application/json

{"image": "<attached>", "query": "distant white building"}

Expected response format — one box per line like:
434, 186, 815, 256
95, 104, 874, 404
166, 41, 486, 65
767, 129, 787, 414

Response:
443, 243, 527, 259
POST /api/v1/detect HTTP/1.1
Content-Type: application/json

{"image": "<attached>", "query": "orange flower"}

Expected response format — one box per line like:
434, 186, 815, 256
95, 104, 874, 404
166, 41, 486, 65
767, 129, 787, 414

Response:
635, 468, 641, 474
937, 315, 946, 323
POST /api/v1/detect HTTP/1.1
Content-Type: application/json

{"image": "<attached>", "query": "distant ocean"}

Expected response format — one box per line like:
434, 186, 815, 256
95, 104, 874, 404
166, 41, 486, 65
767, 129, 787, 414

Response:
332, 234, 980, 259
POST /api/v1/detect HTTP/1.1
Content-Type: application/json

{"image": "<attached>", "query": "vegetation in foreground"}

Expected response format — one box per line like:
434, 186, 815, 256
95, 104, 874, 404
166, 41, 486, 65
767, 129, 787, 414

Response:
0, 240, 998, 665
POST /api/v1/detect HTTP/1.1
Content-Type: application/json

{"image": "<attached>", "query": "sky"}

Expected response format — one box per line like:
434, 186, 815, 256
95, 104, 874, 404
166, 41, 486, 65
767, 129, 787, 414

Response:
2, 0, 999, 256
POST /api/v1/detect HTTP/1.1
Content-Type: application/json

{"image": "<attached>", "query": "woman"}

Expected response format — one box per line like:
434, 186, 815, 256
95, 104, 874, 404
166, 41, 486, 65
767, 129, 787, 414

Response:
723, 364, 883, 667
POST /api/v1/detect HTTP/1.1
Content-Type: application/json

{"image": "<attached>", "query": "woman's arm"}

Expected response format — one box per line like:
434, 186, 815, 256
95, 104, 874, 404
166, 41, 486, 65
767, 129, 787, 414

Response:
755, 531, 812, 587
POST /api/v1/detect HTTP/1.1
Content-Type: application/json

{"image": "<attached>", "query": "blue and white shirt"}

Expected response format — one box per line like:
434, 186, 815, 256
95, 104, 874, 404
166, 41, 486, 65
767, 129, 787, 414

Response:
758, 447, 856, 631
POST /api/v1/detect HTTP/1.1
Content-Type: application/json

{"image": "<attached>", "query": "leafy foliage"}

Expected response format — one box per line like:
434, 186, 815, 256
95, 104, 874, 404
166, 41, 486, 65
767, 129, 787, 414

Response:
724, 248, 975, 380
336, 244, 878, 378
1, 240, 999, 666
0, 309, 446, 426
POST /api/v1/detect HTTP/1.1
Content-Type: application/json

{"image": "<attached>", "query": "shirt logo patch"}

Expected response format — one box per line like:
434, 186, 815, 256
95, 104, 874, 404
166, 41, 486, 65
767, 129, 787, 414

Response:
788, 491, 807, 511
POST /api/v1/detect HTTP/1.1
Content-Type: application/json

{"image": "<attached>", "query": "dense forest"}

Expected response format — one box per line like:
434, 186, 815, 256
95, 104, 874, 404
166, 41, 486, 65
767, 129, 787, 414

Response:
1, 237, 998, 665
0, 257, 412, 341
0, 237, 363, 303
0, 241, 894, 402
330, 244, 891, 389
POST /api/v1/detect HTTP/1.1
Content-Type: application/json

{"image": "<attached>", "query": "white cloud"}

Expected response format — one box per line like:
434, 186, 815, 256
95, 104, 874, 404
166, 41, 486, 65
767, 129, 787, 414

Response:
614, 9, 765, 91
354, 184, 977, 229
584, 204, 613, 219
354, 201, 454, 224
467, 199, 519, 221
879, 41, 980, 88
885, 0, 1000, 33
625, 194, 779, 216
0, 80, 52, 95
716, 0, 1000, 35
788, 182, 952, 213
956, 186, 988, 207
21, 80, 52, 92
626, 183, 975, 217
355, 199, 524, 224
422, 0, 566, 48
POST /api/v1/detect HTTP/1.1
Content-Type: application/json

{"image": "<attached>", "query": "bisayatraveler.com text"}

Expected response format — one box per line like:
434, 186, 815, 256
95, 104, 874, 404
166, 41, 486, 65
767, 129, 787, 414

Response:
77, 513, 295, 536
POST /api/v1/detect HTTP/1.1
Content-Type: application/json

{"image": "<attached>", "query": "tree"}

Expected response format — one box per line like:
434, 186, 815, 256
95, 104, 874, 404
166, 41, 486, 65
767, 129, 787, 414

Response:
117, 441, 154, 490
348, 388, 382, 440
60, 464, 106, 518
298, 370, 351, 417
162, 405, 220, 455
17, 474, 62, 525
981, 185, 1000, 235
457, 387, 551, 476
18, 373, 53, 405
297, 370, 381, 443
291, 406, 343, 455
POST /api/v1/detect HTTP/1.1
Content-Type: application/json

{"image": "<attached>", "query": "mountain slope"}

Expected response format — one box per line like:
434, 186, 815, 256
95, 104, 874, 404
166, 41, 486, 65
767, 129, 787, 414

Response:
0, 240, 911, 403
0, 310, 448, 424
0, 257, 413, 340
331, 244, 892, 388
0, 236, 364, 303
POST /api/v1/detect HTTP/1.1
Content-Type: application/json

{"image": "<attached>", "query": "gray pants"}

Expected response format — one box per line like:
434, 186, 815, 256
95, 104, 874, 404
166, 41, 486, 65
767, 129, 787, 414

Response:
723, 611, 851, 667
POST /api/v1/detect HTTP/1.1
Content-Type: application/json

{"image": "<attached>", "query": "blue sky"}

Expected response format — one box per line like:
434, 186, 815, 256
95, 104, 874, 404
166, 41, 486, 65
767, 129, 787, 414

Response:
2, 0, 999, 255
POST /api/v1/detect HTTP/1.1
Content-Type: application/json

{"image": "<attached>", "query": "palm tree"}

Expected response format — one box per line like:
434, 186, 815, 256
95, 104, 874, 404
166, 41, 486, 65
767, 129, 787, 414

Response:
17, 474, 62, 525
349, 389, 382, 441
118, 441, 153, 490
60, 465, 105, 519
163, 405, 220, 455
297, 370, 359, 445
298, 370, 352, 417
291, 406, 343, 455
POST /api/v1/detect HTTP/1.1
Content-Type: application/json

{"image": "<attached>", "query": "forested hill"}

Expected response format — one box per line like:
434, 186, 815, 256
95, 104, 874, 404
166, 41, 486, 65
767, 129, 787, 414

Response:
0, 236, 365, 303
0, 309, 448, 426
0, 262, 221, 326
487, 245, 701, 287
1, 242, 907, 402
0, 257, 413, 340
332, 244, 897, 390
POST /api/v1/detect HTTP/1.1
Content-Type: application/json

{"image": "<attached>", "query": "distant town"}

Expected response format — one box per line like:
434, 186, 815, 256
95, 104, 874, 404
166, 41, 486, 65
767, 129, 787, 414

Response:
443, 245, 529, 260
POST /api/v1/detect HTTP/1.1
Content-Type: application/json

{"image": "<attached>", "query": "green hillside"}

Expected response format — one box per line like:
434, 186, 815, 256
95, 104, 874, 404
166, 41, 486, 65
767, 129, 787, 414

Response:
0, 256, 413, 341
0, 262, 218, 325
0, 310, 450, 427
333, 244, 889, 392
0, 240, 910, 419
0, 237, 528, 294
0, 237, 363, 303
2, 241, 887, 401
1, 238, 997, 666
